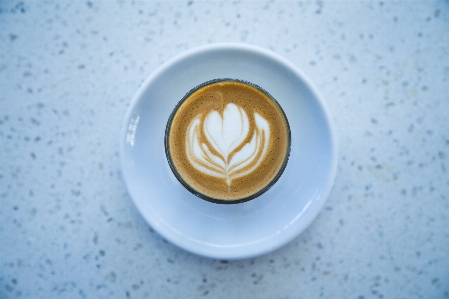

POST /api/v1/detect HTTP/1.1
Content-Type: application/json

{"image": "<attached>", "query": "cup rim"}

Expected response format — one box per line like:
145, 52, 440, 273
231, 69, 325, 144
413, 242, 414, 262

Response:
164, 78, 292, 204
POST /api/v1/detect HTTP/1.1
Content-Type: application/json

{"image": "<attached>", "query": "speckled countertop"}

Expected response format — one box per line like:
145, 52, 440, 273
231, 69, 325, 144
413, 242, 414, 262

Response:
1, 1, 448, 298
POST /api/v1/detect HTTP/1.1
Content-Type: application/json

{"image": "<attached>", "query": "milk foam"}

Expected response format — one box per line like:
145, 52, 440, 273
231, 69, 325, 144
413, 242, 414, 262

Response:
186, 103, 270, 186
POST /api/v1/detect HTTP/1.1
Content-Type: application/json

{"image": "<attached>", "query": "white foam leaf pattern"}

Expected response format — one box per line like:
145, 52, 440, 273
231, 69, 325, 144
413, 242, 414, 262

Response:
186, 103, 270, 187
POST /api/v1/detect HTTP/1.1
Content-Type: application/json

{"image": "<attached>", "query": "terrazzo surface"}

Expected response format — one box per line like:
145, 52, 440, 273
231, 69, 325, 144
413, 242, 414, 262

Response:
1, 1, 449, 298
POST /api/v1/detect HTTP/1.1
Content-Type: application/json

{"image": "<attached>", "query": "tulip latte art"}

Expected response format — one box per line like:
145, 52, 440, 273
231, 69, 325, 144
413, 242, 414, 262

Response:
165, 79, 290, 203
187, 103, 270, 186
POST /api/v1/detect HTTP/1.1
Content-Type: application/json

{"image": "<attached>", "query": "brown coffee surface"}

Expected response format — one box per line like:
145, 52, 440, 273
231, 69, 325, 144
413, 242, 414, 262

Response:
167, 80, 290, 201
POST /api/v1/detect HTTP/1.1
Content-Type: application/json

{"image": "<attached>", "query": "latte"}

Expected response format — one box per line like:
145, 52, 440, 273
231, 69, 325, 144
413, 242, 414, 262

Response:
165, 79, 290, 203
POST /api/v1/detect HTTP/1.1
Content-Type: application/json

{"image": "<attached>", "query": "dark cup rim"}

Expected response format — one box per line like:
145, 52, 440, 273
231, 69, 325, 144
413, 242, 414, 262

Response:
164, 78, 291, 204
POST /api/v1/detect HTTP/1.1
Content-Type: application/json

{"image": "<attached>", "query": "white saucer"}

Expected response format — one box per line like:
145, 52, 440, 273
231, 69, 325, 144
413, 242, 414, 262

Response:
120, 43, 337, 259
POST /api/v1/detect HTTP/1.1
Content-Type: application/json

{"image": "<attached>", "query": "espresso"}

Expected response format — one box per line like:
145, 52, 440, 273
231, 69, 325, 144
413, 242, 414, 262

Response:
165, 79, 290, 203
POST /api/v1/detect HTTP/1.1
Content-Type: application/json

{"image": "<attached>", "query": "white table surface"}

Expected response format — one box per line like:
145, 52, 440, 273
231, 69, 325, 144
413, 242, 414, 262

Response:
1, 1, 448, 298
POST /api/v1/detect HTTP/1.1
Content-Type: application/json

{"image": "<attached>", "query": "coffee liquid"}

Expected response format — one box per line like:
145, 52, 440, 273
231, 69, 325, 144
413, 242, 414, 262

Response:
166, 79, 290, 203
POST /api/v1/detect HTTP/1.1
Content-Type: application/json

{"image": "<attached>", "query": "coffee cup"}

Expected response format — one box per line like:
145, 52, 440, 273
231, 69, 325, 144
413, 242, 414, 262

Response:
165, 78, 291, 204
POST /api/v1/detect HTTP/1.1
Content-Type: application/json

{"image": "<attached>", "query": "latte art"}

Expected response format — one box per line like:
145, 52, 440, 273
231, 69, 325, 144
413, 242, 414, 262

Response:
165, 79, 290, 203
186, 103, 270, 187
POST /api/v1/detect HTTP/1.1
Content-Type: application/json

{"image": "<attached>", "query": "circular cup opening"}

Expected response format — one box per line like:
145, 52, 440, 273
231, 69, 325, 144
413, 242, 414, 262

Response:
164, 78, 291, 204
